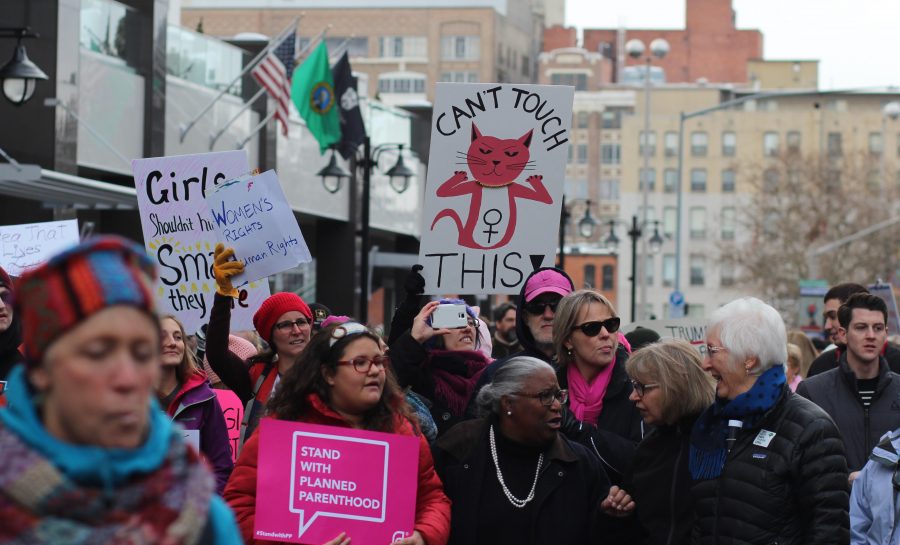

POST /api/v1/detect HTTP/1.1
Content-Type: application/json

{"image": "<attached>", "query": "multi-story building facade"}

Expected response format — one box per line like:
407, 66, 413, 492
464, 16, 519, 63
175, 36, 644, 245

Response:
180, 0, 546, 107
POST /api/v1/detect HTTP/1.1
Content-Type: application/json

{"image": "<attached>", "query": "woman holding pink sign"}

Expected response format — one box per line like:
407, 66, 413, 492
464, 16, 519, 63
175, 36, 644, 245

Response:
225, 321, 451, 545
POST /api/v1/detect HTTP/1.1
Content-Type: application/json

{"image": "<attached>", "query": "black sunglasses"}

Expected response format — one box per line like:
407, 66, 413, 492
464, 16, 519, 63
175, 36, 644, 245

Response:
573, 317, 621, 337
524, 300, 560, 315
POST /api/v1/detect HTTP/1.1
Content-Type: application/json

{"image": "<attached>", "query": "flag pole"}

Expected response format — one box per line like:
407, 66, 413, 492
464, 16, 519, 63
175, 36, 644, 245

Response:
179, 16, 301, 143
223, 27, 332, 151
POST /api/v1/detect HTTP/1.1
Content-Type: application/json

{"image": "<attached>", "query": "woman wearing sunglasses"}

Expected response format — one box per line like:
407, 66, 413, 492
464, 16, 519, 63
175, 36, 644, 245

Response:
602, 339, 715, 545
551, 290, 645, 484
224, 322, 451, 545
432, 356, 617, 545
390, 299, 491, 438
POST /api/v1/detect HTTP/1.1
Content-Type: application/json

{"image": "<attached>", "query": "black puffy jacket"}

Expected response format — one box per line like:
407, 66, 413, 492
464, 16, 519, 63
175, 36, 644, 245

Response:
690, 386, 849, 545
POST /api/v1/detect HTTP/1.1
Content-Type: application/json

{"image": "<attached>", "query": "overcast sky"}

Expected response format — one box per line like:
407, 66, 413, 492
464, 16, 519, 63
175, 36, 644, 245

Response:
564, 0, 900, 90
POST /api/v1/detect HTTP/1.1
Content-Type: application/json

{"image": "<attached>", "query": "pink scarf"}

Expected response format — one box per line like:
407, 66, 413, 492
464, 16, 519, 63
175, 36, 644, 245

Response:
567, 355, 617, 423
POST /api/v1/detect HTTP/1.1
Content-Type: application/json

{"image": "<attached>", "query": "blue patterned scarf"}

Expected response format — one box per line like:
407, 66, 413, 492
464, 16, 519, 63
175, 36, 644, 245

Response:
689, 365, 786, 480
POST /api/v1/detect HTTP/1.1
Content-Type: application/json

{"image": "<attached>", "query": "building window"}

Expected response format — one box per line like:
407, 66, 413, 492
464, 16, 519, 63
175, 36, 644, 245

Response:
663, 254, 675, 287
639, 169, 656, 192
786, 131, 801, 153
645, 255, 654, 286
721, 207, 735, 240
522, 54, 530, 76
577, 144, 588, 164
567, 145, 573, 164
601, 265, 614, 290
665, 131, 678, 157
664, 168, 678, 193
639, 131, 657, 157
663, 206, 676, 237
550, 72, 588, 90
764, 132, 779, 157
686, 303, 705, 318
827, 132, 843, 157
377, 72, 426, 93
690, 255, 706, 286
323, 37, 369, 57
601, 143, 621, 165
602, 110, 622, 129
690, 168, 707, 192
441, 35, 480, 60
583, 264, 596, 289
638, 206, 656, 224
600, 179, 620, 200
379, 36, 427, 58
869, 132, 884, 156
691, 131, 708, 156
720, 260, 735, 287
721, 131, 736, 157
440, 71, 479, 82
689, 207, 707, 240
764, 168, 780, 192
722, 169, 736, 193
577, 111, 590, 129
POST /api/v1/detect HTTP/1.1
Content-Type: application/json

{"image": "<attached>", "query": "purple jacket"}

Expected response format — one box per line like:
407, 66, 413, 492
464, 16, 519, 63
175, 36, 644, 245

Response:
166, 371, 234, 493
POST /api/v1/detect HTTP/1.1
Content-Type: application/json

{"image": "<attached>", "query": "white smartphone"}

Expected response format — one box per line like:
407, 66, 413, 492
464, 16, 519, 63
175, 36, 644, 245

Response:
431, 303, 469, 329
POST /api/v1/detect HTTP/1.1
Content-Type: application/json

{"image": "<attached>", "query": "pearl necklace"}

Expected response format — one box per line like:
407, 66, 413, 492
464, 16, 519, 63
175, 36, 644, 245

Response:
489, 424, 544, 509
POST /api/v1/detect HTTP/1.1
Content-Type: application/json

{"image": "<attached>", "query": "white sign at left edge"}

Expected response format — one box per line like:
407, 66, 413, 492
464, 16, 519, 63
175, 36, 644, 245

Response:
0, 219, 80, 277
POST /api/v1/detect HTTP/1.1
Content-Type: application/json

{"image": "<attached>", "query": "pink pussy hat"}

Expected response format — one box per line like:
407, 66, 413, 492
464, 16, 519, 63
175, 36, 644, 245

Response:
523, 269, 573, 302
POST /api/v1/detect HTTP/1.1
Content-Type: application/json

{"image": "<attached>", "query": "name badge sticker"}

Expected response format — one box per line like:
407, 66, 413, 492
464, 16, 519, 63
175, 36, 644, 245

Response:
753, 429, 776, 448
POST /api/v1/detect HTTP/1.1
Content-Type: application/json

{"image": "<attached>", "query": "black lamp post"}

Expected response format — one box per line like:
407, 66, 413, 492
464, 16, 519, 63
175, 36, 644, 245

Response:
317, 136, 415, 322
558, 196, 599, 269
0, 27, 48, 106
603, 216, 663, 322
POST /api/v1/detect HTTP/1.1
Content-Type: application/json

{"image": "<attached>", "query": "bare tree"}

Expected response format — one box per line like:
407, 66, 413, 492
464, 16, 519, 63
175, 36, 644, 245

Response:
725, 149, 900, 319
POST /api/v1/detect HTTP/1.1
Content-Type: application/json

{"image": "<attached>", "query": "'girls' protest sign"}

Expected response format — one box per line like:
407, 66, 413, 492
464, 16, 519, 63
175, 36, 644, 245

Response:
0, 219, 80, 276
255, 420, 419, 545
418, 83, 574, 294
215, 389, 244, 463
205, 169, 312, 284
132, 151, 270, 333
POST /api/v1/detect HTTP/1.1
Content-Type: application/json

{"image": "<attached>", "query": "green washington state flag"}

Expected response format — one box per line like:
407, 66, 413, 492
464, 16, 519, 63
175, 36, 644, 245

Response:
292, 41, 342, 153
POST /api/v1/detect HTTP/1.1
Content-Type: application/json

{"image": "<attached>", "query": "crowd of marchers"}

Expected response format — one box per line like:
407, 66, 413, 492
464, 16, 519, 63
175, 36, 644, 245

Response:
1, 236, 899, 544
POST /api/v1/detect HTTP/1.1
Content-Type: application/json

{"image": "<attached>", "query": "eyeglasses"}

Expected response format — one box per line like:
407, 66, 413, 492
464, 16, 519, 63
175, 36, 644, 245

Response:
275, 318, 310, 331
706, 344, 728, 354
515, 388, 568, 407
523, 299, 560, 315
630, 379, 660, 397
573, 317, 621, 337
465, 318, 480, 329
336, 355, 390, 374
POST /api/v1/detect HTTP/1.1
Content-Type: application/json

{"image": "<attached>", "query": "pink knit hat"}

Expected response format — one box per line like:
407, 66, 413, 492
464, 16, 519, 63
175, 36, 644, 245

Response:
203, 334, 258, 384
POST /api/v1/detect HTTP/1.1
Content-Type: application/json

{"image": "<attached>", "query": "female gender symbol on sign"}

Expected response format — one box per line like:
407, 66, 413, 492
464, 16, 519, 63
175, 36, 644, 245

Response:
481, 209, 503, 245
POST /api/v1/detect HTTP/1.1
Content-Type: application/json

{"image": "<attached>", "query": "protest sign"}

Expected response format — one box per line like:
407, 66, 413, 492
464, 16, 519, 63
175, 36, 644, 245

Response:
418, 83, 574, 294
0, 219, 79, 276
131, 151, 270, 333
255, 419, 419, 545
206, 169, 311, 284
215, 389, 244, 463
869, 282, 900, 336
622, 319, 708, 356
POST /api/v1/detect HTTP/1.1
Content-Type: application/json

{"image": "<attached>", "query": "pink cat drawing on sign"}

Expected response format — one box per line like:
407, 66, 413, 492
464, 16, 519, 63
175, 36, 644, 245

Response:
430, 123, 552, 250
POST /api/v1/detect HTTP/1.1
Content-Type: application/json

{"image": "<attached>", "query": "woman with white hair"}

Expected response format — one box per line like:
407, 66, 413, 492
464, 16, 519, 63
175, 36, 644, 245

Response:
432, 356, 618, 545
689, 297, 849, 543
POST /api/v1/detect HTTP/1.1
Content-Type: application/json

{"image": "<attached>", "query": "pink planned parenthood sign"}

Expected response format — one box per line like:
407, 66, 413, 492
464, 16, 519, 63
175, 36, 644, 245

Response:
255, 419, 420, 544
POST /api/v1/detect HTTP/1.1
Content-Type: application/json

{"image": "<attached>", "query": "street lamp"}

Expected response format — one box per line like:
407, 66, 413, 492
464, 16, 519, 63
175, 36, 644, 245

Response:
316, 136, 415, 321
626, 37, 668, 321
558, 196, 599, 269
0, 27, 48, 106
602, 216, 663, 322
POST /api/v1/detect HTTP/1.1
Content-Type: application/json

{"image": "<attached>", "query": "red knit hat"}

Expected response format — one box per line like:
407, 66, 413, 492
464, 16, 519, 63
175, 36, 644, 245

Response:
252, 292, 313, 344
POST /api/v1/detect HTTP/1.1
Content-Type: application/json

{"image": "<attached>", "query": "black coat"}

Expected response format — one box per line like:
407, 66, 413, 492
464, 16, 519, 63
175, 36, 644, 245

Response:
797, 355, 900, 471
557, 345, 646, 484
627, 415, 696, 545
432, 418, 611, 545
690, 387, 849, 545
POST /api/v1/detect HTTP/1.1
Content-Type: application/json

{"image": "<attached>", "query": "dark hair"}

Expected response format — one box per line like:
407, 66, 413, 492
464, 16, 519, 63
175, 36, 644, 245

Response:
266, 323, 414, 433
838, 293, 888, 329
493, 303, 516, 323
824, 283, 868, 304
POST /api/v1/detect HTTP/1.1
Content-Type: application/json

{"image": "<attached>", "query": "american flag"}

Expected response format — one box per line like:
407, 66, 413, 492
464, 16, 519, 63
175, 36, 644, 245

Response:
251, 32, 296, 136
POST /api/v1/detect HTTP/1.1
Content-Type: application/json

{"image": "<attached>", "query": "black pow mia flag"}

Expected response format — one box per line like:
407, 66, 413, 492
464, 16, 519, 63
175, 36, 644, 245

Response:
332, 51, 367, 160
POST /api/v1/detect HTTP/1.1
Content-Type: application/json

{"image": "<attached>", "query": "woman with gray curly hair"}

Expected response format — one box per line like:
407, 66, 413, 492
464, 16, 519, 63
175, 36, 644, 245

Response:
689, 297, 849, 544
432, 356, 622, 545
